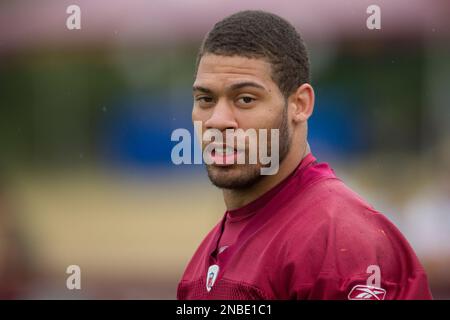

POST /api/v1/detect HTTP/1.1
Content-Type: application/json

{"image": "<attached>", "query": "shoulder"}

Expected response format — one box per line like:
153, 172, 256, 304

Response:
283, 178, 425, 280
276, 179, 431, 298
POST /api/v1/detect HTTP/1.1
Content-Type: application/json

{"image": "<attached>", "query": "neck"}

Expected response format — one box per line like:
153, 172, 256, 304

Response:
223, 142, 310, 210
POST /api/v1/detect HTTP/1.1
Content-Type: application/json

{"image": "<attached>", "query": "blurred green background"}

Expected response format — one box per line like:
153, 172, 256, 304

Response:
0, 0, 449, 299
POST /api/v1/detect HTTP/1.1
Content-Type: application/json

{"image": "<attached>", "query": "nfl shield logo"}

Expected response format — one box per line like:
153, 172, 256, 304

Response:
206, 264, 220, 292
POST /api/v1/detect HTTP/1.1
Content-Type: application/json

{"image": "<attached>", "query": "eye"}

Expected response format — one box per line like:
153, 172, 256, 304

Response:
195, 96, 215, 108
237, 96, 256, 104
196, 96, 213, 103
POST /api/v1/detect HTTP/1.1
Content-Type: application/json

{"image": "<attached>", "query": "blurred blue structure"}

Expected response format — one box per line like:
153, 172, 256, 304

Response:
309, 87, 370, 159
100, 95, 193, 168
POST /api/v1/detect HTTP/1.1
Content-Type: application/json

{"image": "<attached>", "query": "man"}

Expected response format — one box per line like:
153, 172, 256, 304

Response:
177, 10, 432, 300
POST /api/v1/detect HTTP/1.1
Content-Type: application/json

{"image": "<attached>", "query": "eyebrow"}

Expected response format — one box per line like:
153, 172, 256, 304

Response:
192, 85, 213, 94
228, 81, 267, 92
192, 81, 268, 94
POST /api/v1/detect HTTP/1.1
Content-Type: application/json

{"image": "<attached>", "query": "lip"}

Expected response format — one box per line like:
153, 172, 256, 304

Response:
207, 144, 244, 166
209, 143, 235, 150
207, 143, 245, 153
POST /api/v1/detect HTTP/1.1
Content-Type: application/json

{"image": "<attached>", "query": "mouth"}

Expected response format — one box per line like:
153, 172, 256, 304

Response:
209, 144, 242, 166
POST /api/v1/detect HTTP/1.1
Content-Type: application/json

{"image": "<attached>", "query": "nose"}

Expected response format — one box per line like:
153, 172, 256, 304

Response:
204, 98, 238, 132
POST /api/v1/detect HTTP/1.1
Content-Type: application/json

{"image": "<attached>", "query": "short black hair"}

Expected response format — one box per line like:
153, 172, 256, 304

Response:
196, 10, 311, 99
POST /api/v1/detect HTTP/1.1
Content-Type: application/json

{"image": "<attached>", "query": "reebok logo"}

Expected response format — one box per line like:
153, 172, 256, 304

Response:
348, 285, 386, 300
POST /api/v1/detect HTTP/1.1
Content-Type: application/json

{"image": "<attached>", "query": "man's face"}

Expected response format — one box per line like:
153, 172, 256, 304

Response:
192, 54, 291, 189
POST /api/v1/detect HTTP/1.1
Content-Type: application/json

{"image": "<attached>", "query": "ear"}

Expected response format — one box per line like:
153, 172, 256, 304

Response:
288, 83, 315, 123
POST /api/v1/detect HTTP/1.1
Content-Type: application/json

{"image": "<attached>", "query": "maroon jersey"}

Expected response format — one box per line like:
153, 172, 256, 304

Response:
177, 153, 432, 300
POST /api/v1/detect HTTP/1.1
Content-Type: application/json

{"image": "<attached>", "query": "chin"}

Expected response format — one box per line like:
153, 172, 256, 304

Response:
206, 164, 262, 190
